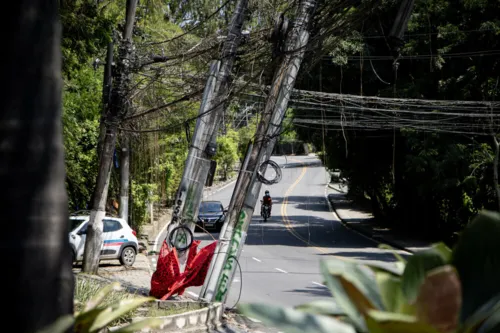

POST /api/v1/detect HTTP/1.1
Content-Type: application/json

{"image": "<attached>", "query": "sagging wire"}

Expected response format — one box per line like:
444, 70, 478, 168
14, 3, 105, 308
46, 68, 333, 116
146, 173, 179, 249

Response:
257, 160, 282, 185
225, 255, 243, 310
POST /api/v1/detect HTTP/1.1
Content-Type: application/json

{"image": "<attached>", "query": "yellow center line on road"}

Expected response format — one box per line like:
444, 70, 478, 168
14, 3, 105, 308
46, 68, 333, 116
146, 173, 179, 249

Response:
280, 158, 331, 255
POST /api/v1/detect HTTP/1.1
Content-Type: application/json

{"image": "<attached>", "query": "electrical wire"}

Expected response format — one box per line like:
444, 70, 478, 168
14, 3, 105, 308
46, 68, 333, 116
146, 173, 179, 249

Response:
225, 255, 243, 310
257, 160, 282, 185
144, 0, 232, 46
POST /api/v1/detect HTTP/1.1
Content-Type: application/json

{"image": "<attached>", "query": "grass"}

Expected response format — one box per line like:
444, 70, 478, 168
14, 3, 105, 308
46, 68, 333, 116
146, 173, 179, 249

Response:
74, 275, 200, 325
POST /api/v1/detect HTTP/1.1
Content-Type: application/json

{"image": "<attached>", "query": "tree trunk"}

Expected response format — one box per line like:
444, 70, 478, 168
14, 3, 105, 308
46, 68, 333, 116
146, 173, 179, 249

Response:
0, 1, 74, 331
493, 135, 500, 211
119, 134, 130, 222
83, 124, 117, 273
90, 42, 113, 209
82, 0, 138, 273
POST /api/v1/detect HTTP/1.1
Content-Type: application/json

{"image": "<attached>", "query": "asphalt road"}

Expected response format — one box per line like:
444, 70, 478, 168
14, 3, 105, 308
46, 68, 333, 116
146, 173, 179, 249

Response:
153, 155, 405, 313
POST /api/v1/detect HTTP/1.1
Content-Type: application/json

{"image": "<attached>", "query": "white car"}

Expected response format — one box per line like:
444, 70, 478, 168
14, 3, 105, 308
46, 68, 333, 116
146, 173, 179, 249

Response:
69, 214, 138, 266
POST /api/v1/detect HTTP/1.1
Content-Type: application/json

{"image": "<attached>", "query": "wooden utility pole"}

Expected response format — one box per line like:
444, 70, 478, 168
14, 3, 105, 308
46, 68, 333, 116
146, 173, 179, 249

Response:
83, 0, 138, 273
1, 0, 74, 330
166, 0, 249, 253
200, 0, 318, 303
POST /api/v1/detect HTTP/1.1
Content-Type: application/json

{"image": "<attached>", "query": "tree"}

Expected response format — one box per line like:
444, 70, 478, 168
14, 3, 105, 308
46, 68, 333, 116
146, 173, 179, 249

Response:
293, 0, 500, 241
1, 1, 73, 331
83, 0, 139, 273
215, 130, 239, 180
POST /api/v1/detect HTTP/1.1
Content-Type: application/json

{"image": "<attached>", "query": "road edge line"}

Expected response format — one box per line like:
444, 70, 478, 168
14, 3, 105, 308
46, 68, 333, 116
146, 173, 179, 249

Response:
323, 185, 414, 255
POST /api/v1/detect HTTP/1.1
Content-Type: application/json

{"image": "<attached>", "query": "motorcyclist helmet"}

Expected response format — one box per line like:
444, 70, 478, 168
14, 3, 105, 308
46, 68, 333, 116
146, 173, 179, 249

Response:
265, 190, 270, 196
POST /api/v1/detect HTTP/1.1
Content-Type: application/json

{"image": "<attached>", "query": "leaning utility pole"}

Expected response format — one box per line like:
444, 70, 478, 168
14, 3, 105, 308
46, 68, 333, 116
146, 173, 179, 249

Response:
200, 0, 317, 303
83, 0, 138, 273
166, 0, 249, 253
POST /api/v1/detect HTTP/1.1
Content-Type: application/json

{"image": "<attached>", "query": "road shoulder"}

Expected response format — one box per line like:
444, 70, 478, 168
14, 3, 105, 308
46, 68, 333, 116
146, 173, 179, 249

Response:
326, 184, 431, 253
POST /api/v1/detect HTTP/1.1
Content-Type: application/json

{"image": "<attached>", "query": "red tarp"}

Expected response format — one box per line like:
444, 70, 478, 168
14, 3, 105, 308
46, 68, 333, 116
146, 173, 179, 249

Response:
150, 239, 217, 300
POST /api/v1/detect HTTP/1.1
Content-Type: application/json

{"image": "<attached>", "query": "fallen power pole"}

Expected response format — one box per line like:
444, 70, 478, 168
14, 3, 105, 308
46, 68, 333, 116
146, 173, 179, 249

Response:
199, 0, 318, 303
166, 0, 249, 254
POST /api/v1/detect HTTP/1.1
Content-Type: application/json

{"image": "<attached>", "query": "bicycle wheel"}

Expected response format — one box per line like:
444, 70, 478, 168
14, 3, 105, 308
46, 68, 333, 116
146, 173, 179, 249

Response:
168, 225, 193, 252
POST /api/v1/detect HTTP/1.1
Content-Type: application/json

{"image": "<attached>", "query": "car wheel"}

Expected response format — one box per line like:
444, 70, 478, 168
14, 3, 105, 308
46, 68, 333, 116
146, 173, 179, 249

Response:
119, 246, 136, 266
215, 223, 222, 233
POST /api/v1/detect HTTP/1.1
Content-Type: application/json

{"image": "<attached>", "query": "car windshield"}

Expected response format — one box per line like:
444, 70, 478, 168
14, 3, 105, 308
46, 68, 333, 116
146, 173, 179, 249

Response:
69, 218, 85, 232
200, 202, 222, 213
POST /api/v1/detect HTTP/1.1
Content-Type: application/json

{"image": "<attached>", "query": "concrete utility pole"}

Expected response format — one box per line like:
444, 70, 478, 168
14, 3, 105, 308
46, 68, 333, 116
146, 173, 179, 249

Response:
166, 0, 249, 253
200, 0, 318, 303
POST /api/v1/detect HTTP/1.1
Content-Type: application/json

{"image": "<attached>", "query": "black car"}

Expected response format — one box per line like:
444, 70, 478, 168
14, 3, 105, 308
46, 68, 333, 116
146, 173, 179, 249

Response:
197, 201, 226, 232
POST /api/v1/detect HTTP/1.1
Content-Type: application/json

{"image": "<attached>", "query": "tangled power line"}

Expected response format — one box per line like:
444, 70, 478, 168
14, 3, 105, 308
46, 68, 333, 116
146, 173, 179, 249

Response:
242, 89, 500, 136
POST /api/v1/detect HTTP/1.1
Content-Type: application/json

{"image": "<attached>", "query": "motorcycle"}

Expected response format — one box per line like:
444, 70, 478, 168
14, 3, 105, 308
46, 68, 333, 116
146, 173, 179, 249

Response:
260, 200, 271, 222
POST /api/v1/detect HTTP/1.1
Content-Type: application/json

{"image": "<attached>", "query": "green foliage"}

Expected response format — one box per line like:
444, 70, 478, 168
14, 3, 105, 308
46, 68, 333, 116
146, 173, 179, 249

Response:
60, 0, 115, 76
38, 281, 161, 333
280, 109, 298, 143
239, 303, 356, 333
62, 67, 102, 210
294, 0, 500, 240
130, 181, 159, 231
215, 129, 239, 180
451, 210, 500, 322
239, 210, 500, 333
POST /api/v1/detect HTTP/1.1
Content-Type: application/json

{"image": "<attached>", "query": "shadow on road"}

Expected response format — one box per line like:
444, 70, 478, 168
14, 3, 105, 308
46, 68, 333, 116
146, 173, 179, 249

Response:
271, 195, 331, 213
283, 285, 331, 297
276, 158, 323, 169
328, 192, 373, 216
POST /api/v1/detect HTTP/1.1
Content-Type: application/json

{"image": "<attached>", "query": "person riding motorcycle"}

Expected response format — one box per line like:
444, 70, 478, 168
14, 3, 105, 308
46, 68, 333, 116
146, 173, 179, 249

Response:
261, 190, 272, 217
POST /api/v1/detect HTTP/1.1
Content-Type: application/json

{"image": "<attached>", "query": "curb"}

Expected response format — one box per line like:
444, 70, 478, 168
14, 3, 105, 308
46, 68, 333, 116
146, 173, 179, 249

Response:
202, 178, 237, 199
325, 191, 414, 254
126, 301, 223, 333
328, 183, 347, 194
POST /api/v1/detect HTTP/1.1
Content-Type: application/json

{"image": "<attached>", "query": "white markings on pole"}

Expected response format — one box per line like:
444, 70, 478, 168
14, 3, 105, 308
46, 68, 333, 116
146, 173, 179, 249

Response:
275, 268, 288, 274
312, 281, 326, 288
187, 291, 199, 299
252, 257, 262, 262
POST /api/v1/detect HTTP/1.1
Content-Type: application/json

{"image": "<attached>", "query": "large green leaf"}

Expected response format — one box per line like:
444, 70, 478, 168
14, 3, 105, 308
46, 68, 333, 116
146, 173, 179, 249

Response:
431, 242, 452, 262
365, 262, 404, 277
87, 297, 155, 332
365, 310, 440, 333
378, 244, 407, 264
238, 303, 356, 333
462, 293, 500, 333
112, 318, 164, 333
451, 210, 500, 322
295, 299, 344, 316
476, 310, 500, 333
36, 315, 75, 333
375, 271, 416, 315
401, 248, 448, 304
320, 259, 385, 332
75, 308, 107, 332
